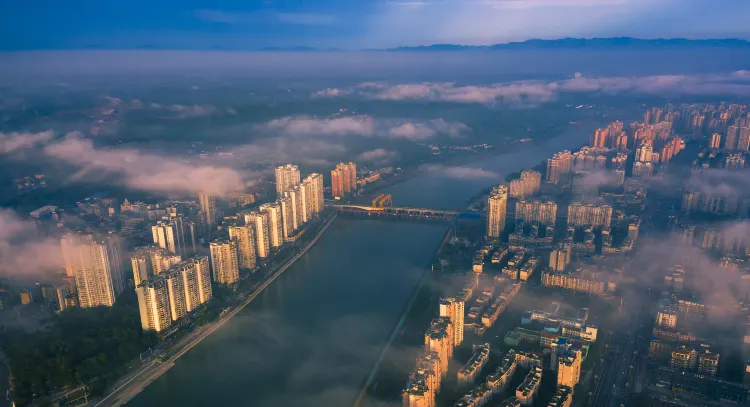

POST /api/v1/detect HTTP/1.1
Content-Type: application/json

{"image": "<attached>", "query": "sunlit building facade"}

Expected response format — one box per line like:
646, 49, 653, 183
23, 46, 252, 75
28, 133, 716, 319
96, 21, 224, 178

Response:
487, 185, 508, 238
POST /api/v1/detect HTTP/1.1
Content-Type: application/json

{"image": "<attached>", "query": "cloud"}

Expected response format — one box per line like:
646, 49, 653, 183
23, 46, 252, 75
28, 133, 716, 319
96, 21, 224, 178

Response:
195, 9, 335, 25
167, 104, 218, 117
44, 133, 245, 196
0, 209, 63, 278
312, 88, 352, 98
260, 115, 469, 139
422, 164, 500, 179
388, 1, 431, 6
314, 71, 750, 104
626, 223, 749, 323
389, 122, 437, 140
264, 116, 377, 137
686, 168, 750, 198
574, 169, 623, 189
314, 81, 559, 104
276, 12, 336, 25
358, 148, 398, 163
0, 130, 55, 153
231, 137, 348, 168
486, 0, 627, 9
560, 72, 750, 96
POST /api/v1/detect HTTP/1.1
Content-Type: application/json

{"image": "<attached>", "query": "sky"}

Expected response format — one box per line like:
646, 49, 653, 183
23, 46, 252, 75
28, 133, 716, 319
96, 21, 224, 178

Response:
1, 0, 750, 50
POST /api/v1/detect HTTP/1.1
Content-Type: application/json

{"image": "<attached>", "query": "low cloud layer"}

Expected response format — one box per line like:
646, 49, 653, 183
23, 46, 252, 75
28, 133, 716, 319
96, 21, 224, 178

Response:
0, 209, 63, 278
422, 164, 500, 179
358, 148, 398, 163
260, 115, 469, 140
44, 133, 245, 195
315, 81, 558, 104
314, 71, 750, 104
0, 130, 55, 153
130, 99, 236, 118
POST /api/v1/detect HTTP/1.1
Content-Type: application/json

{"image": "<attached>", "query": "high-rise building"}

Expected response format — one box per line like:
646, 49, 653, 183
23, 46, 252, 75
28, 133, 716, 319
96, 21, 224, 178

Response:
738, 127, 750, 151
726, 126, 740, 150
164, 271, 186, 321
244, 211, 271, 259
130, 246, 181, 286
509, 170, 541, 199
173, 256, 212, 312
289, 184, 308, 227
710, 133, 722, 149
228, 224, 257, 270
151, 216, 196, 257
61, 233, 124, 308
331, 162, 357, 199
275, 164, 301, 197
210, 240, 240, 285
403, 352, 442, 407
697, 350, 720, 377
567, 203, 612, 228
260, 202, 284, 249
331, 167, 346, 200
136, 278, 172, 333
557, 350, 582, 388
304, 173, 325, 216
546, 151, 573, 185
439, 297, 465, 347
670, 346, 698, 371
549, 244, 571, 272
425, 317, 454, 377
656, 310, 678, 329
347, 162, 357, 191
515, 200, 557, 225
725, 153, 745, 169
279, 196, 296, 241
635, 143, 654, 162
487, 186, 508, 238
632, 161, 654, 178
199, 193, 217, 238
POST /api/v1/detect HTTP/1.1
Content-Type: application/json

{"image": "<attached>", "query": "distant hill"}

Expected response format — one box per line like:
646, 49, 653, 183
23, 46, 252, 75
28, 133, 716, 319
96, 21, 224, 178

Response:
388, 37, 750, 51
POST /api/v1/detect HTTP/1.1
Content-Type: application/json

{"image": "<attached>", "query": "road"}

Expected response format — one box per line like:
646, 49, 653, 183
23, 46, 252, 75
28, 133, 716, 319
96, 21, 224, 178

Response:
591, 293, 648, 407
91, 213, 337, 407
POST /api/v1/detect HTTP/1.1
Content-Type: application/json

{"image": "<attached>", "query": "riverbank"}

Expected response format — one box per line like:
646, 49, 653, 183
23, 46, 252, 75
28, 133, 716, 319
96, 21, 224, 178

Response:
90, 212, 338, 407
354, 227, 455, 407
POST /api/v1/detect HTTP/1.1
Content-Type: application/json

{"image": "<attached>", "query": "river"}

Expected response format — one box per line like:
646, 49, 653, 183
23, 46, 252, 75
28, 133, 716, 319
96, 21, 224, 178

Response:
128, 121, 596, 407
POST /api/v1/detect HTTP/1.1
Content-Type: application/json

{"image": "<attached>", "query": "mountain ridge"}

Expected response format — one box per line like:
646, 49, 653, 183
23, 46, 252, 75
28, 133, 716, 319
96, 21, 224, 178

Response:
386, 37, 750, 51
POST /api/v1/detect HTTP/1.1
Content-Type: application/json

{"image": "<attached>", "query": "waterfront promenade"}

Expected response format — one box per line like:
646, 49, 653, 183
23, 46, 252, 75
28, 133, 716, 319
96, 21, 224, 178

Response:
91, 212, 338, 407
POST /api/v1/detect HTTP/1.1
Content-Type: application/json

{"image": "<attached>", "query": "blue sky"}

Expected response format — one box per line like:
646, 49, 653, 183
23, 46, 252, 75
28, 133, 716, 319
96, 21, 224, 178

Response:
1, 0, 749, 50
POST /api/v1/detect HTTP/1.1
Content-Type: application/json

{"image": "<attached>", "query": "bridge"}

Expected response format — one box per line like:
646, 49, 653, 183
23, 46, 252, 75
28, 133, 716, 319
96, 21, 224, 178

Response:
330, 193, 473, 222
332, 204, 463, 221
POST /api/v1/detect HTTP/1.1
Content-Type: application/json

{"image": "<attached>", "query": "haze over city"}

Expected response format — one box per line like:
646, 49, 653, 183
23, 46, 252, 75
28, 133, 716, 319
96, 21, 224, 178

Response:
1, 1, 750, 407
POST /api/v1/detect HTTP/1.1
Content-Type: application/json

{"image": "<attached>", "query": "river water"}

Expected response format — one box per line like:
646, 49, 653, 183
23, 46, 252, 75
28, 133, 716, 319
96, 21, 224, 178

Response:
128, 122, 595, 407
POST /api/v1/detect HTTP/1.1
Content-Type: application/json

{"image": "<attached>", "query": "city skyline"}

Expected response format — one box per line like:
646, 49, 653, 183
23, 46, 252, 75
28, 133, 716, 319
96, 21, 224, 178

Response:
2, 12, 750, 404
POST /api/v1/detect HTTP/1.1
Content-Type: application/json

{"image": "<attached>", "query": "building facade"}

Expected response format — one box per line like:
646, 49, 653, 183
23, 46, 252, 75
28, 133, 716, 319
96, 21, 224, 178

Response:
275, 164, 301, 197
487, 186, 508, 239
209, 240, 240, 284
228, 224, 257, 270
61, 233, 124, 308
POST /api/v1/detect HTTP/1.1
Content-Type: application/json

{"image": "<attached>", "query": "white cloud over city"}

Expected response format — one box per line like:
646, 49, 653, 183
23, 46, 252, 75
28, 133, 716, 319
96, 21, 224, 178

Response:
44, 133, 245, 196
0, 130, 55, 154
260, 116, 470, 140
0, 209, 63, 277
313, 71, 750, 105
